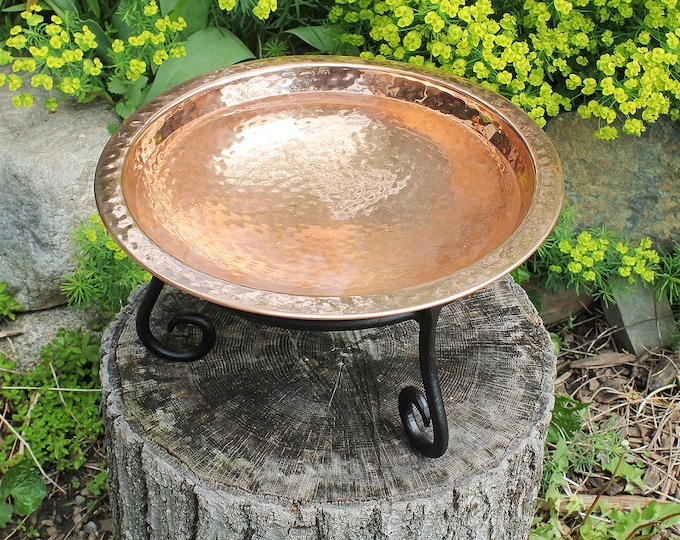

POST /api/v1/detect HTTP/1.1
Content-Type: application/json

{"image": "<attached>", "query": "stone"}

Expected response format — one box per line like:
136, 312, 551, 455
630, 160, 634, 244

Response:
0, 304, 94, 370
522, 278, 593, 326
0, 69, 119, 311
602, 281, 676, 356
544, 112, 680, 253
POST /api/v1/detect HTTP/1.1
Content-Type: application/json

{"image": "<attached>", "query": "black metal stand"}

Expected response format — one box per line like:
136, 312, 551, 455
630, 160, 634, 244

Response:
136, 277, 217, 362
136, 277, 449, 457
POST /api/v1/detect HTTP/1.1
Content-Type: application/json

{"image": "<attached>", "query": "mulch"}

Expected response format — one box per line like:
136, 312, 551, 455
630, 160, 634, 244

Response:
548, 302, 680, 517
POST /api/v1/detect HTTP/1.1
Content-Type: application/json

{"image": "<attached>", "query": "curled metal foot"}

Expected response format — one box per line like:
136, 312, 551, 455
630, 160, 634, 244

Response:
136, 277, 216, 362
398, 306, 449, 458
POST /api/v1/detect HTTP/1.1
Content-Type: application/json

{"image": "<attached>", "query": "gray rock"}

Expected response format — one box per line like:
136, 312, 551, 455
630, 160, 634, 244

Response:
0, 69, 119, 310
602, 280, 676, 356
545, 112, 680, 253
0, 304, 94, 371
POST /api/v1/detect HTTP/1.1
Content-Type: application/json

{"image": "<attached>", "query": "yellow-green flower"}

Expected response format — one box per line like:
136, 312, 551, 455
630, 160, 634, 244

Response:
45, 97, 59, 112
567, 261, 583, 274
0, 49, 12, 65
59, 76, 81, 94
21, 11, 43, 26
8, 74, 22, 91
152, 49, 169, 65
424, 12, 445, 33
144, 0, 159, 16
12, 92, 34, 108
29, 45, 49, 60
169, 45, 186, 58
111, 39, 125, 53
74, 25, 98, 51
253, 0, 277, 20
46, 55, 66, 69
582, 270, 596, 281
31, 73, 54, 90
403, 30, 422, 51
6, 34, 28, 49
83, 58, 103, 76
615, 242, 629, 254
618, 266, 632, 277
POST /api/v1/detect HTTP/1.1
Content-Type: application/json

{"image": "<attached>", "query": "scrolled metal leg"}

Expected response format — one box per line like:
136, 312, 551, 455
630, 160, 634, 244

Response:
398, 306, 449, 458
136, 277, 217, 362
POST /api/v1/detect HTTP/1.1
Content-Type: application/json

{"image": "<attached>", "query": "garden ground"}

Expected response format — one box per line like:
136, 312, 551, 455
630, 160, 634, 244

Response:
2, 300, 679, 540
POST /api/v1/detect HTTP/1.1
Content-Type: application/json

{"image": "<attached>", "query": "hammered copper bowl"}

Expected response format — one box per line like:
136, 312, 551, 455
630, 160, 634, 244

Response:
95, 56, 563, 320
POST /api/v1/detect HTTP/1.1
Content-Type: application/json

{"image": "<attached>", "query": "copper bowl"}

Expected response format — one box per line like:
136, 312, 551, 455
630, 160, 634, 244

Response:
95, 56, 563, 320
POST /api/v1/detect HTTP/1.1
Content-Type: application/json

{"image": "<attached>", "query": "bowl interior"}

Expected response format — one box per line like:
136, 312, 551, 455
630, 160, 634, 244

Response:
96, 58, 562, 319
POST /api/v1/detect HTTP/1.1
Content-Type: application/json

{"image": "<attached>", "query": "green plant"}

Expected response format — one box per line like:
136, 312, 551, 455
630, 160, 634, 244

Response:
85, 469, 108, 497
0, 328, 103, 473
533, 394, 680, 539
526, 207, 661, 304
0, 460, 46, 531
61, 213, 150, 321
0, 282, 21, 322
0, 0, 335, 118
656, 242, 680, 305
330, 0, 680, 137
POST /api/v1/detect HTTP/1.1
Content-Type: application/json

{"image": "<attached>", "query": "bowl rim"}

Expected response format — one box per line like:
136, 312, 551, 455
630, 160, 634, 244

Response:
95, 55, 563, 320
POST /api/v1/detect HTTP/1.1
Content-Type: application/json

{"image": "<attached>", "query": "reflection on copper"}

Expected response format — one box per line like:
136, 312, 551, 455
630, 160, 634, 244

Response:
96, 57, 563, 319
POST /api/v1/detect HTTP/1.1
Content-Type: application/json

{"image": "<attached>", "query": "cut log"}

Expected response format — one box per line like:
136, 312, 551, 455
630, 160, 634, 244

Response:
101, 276, 556, 540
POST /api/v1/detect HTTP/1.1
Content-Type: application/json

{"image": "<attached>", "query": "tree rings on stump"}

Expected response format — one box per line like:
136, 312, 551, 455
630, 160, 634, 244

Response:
101, 276, 555, 539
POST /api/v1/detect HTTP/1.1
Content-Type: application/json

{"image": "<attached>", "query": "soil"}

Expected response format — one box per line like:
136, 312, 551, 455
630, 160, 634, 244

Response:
1, 298, 679, 539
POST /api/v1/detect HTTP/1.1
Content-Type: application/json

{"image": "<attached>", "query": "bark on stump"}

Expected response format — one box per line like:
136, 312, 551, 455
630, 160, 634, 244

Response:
101, 276, 555, 540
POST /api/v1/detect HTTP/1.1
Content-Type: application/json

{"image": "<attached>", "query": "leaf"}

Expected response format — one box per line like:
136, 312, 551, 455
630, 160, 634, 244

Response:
548, 394, 590, 442
145, 27, 254, 100
510, 264, 531, 284
2, 4, 31, 12
0, 463, 46, 516
82, 0, 100, 18
161, 0, 210, 34
285, 26, 335, 52
0, 501, 12, 529
113, 76, 150, 119
44, 0, 80, 16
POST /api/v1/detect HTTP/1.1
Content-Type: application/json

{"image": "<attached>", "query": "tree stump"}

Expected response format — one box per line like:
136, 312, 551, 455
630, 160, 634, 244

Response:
101, 276, 555, 540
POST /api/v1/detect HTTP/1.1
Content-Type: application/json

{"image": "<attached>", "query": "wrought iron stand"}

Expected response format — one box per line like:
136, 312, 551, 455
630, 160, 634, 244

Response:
136, 276, 449, 458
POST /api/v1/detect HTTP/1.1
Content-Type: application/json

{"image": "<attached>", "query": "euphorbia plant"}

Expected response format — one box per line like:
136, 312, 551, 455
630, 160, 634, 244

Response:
330, 0, 680, 138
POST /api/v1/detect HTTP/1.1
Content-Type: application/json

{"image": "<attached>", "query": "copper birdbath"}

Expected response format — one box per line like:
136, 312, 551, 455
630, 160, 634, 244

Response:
95, 56, 563, 457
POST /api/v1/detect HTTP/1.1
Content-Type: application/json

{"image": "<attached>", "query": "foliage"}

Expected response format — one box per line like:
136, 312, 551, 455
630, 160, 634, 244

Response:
61, 214, 150, 321
656, 242, 680, 305
0, 460, 46, 530
526, 207, 661, 304
0, 328, 103, 473
330, 0, 680, 137
533, 394, 680, 539
0, 282, 22, 322
0, 326, 103, 532
85, 469, 108, 497
0, 0, 334, 118
206, 0, 334, 57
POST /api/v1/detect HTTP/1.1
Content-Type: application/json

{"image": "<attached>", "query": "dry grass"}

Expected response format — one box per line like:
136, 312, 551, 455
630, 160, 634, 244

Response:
549, 302, 680, 525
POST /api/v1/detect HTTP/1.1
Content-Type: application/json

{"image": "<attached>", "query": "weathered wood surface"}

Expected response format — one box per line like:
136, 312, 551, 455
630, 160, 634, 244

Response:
101, 276, 556, 539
